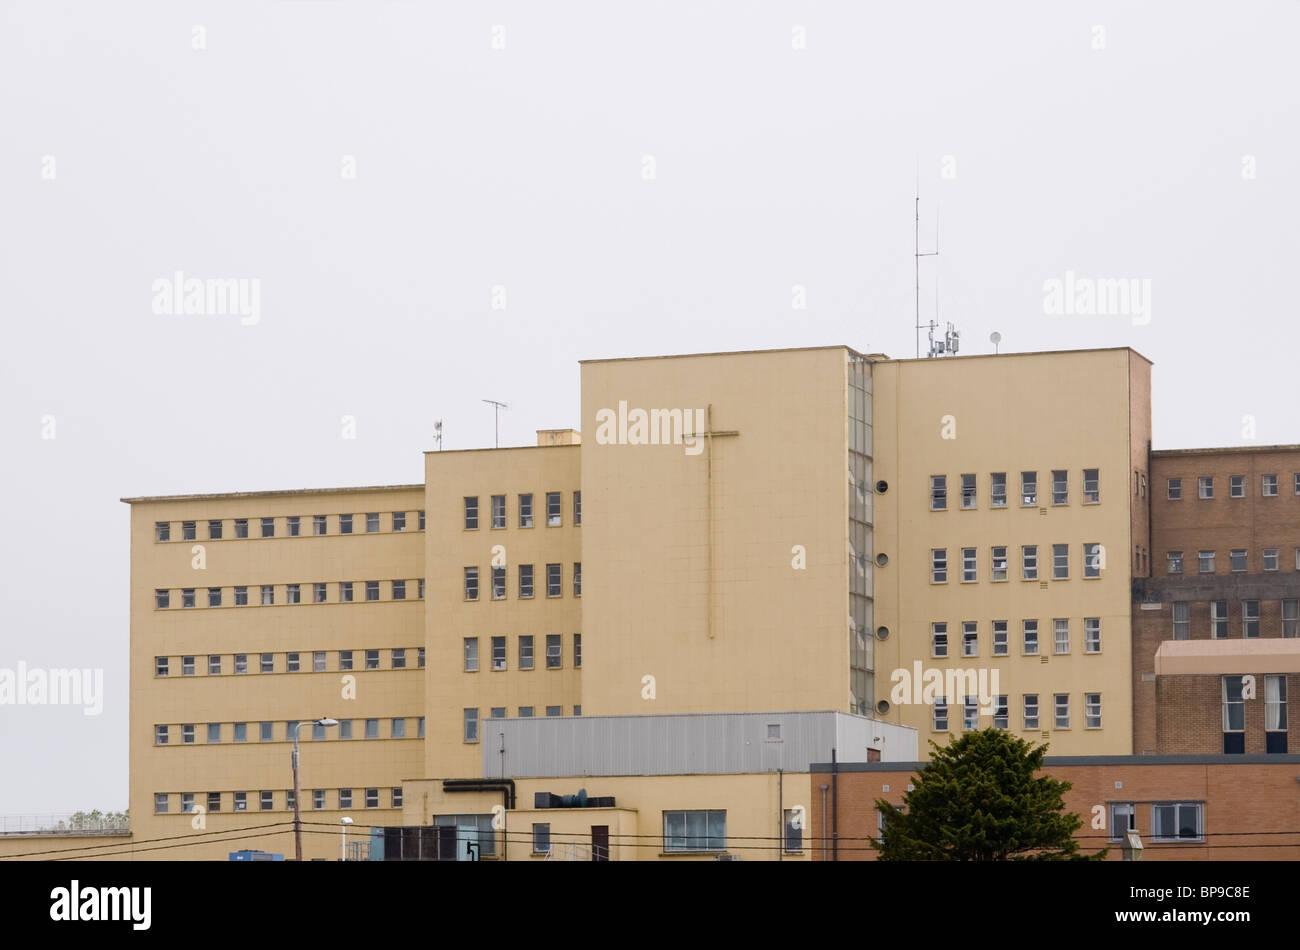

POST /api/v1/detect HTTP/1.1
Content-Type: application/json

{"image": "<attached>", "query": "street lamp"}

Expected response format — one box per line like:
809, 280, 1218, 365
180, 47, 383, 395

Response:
290, 717, 338, 861
340, 816, 354, 862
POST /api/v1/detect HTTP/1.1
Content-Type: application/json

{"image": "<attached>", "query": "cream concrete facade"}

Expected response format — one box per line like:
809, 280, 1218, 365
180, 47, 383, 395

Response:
871, 348, 1150, 755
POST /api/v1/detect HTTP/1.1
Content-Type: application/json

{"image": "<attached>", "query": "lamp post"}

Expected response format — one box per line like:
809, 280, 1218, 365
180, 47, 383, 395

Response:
290, 717, 338, 861
340, 816, 353, 861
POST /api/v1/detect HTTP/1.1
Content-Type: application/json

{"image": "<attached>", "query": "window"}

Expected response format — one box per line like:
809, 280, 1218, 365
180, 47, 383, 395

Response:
546, 634, 562, 668
286, 583, 301, 604
391, 648, 406, 669
259, 721, 272, 742
340, 581, 353, 603
155, 724, 168, 745
182, 520, 196, 541
365, 580, 379, 601
261, 584, 274, 606
1083, 617, 1100, 653
663, 810, 727, 852
1080, 468, 1099, 503
155, 589, 169, 609
491, 636, 506, 671
234, 653, 247, 674
260, 791, 274, 811
365, 789, 379, 809
464, 497, 478, 529
781, 809, 803, 853
1085, 693, 1101, 728
992, 620, 1008, 656
418, 647, 425, 668
181, 723, 195, 744
992, 696, 1009, 730
491, 495, 506, 529
339, 514, 353, 534
546, 705, 562, 717
365, 512, 379, 533
1264, 548, 1279, 572
1284, 600, 1299, 638
155, 656, 169, 676
1211, 600, 1228, 639
313, 514, 327, 535
260, 517, 274, 538
390, 788, 403, 808
339, 720, 352, 740
286, 652, 300, 673
417, 718, 425, 737
962, 621, 978, 657
260, 653, 273, 673
491, 707, 506, 719
519, 706, 533, 718
960, 474, 976, 509
519, 493, 533, 527
208, 654, 221, 675
956, 545, 977, 582
1054, 619, 1069, 654
287, 516, 300, 537
1230, 549, 1247, 572
1023, 620, 1039, 655
464, 709, 479, 743
208, 519, 222, 540
1021, 471, 1037, 506
1022, 545, 1038, 580
1263, 474, 1279, 496
155, 521, 170, 542
990, 472, 1007, 508
418, 578, 424, 600
391, 718, 406, 738
1198, 550, 1214, 574
207, 793, 221, 813
339, 650, 353, 671
286, 790, 296, 811
1023, 694, 1039, 729
519, 636, 534, 670
491, 566, 506, 600
1167, 551, 1183, 574
181, 793, 195, 814
530, 822, 552, 854
933, 696, 948, 731
234, 517, 249, 538
464, 638, 478, 672
392, 511, 405, 532
991, 546, 1008, 582
207, 723, 221, 743
418, 510, 425, 530
182, 656, 195, 676
574, 491, 582, 525
574, 562, 582, 597
1151, 803, 1203, 841
574, 633, 582, 668
963, 696, 978, 730
546, 491, 562, 526
314, 582, 327, 604
154, 793, 169, 814
1051, 469, 1067, 505
1198, 476, 1213, 499
233, 585, 247, 606
365, 649, 379, 670
1222, 675, 1246, 737
518, 563, 535, 598
338, 789, 352, 809
1266, 675, 1287, 737
464, 567, 479, 601
930, 475, 947, 511
181, 588, 195, 608
392, 579, 406, 601
1167, 478, 1181, 500
1109, 803, 1135, 841
932, 622, 948, 658
1052, 544, 1068, 579
1083, 543, 1102, 578
931, 548, 947, 583
1243, 600, 1260, 638
547, 563, 562, 597
365, 718, 379, 739
1228, 475, 1245, 498
1053, 693, 1069, 729
312, 651, 326, 672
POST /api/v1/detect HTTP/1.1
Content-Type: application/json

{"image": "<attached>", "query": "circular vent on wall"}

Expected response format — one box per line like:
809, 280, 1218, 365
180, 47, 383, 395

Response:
875, 626, 890, 640
876, 699, 891, 715
875, 553, 888, 567
875, 480, 888, 493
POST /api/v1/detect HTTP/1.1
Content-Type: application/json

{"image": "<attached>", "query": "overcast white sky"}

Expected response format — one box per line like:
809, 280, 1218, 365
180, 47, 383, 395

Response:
1, 1, 1296, 814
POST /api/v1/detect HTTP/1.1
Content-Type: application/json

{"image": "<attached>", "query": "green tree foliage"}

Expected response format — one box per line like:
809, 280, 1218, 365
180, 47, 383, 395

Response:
873, 729, 1106, 861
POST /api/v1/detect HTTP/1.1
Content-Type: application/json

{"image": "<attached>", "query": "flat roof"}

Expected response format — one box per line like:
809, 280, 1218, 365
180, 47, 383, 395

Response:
579, 343, 1152, 367
121, 483, 423, 504
812, 753, 1300, 772
1153, 444, 1300, 458
423, 443, 580, 456
579, 344, 870, 365
879, 344, 1152, 366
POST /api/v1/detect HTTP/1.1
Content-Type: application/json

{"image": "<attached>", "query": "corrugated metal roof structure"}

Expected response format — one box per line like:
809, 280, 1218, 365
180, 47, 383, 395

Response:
479, 711, 918, 779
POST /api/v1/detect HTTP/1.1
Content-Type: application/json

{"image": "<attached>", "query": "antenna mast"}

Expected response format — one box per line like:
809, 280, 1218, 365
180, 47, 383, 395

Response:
914, 170, 940, 358
481, 399, 508, 449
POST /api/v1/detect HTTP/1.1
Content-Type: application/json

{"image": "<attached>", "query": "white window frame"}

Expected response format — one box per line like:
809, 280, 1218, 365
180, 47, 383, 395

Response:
932, 622, 948, 658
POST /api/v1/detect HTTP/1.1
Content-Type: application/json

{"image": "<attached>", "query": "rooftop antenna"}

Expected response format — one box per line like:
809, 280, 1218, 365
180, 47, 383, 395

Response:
914, 162, 940, 358
990, 331, 1002, 355
433, 419, 444, 451
482, 399, 508, 448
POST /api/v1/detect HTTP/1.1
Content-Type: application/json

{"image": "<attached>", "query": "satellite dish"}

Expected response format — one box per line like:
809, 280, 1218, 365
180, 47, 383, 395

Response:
990, 331, 1002, 354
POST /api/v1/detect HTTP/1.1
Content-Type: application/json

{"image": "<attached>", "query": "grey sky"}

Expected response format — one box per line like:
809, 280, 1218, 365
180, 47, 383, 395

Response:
1, 1, 1296, 813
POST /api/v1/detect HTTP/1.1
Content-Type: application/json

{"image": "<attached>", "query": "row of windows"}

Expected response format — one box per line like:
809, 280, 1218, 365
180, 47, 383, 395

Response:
464, 634, 580, 671
1223, 675, 1288, 735
930, 544, 1102, 583
930, 692, 1103, 731
154, 648, 421, 677
465, 492, 580, 530
1166, 548, 1300, 575
930, 470, 1101, 511
1166, 474, 1300, 500
1170, 601, 1300, 640
533, 809, 803, 855
464, 563, 580, 600
156, 511, 424, 542
155, 788, 402, 814
462, 705, 582, 741
155, 580, 424, 609
155, 717, 425, 745
931, 618, 1102, 657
